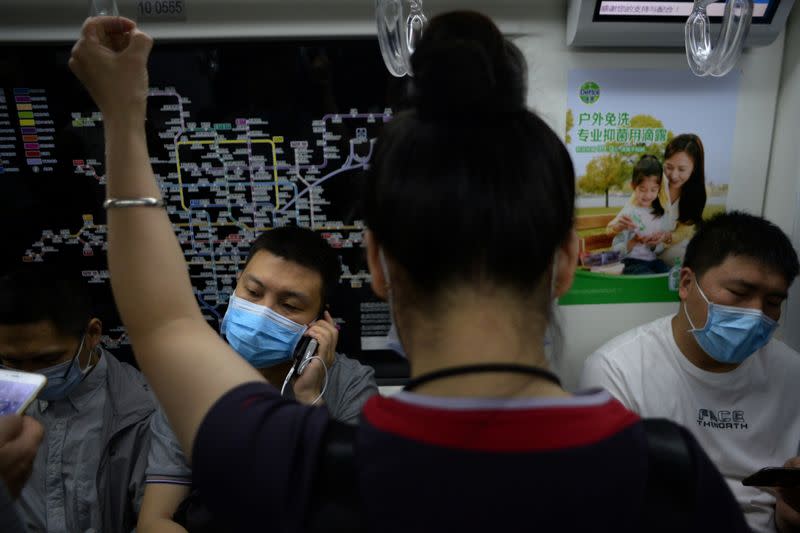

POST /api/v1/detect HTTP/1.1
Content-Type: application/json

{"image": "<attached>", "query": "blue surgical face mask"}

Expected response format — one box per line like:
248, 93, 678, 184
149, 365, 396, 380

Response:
38, 336, 95, 402
221, 294, 308, 368
685, 279, 778, 365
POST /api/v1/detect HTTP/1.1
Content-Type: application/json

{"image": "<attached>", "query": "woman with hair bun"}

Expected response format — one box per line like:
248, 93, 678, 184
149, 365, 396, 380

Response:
68, 10, 746, 533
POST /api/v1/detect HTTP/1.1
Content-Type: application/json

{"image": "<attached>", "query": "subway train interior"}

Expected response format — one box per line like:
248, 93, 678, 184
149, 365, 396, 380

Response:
0, 0, 800, 531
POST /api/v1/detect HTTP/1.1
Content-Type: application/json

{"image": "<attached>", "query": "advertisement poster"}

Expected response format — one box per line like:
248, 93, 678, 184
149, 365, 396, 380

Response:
560, 68, 740, 305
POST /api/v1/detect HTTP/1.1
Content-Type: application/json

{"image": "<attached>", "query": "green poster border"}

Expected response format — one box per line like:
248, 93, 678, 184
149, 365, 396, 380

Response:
559, 270, 680, 305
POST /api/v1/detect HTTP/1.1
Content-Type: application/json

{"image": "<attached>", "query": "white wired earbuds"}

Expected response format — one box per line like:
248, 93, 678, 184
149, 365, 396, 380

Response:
280, 353, 330, 406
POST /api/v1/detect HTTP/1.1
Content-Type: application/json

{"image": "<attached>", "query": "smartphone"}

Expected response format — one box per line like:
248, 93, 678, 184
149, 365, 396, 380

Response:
292, 337, 319, 377
742, 467, 800, 487
0, 369, 47, 415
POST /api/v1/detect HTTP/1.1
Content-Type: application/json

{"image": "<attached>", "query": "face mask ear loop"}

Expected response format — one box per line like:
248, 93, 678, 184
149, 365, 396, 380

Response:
379, 246, 401, 339
693, 277, 712, 305
82, 342, 102, 375
378, 248, 392, 291
62, 335, 87, 379
685, 277, 711, 332
550, 253, 560, 301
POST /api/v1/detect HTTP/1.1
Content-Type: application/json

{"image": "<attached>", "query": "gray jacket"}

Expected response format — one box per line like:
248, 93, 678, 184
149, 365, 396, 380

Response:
96, 353, 156, 533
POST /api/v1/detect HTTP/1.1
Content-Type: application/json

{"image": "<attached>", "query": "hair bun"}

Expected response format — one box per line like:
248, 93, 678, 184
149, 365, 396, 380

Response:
410, 11, 527, 121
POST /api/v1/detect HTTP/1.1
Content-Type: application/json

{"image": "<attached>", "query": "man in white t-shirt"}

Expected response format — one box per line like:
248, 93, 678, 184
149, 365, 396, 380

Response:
580, 211, 800, 533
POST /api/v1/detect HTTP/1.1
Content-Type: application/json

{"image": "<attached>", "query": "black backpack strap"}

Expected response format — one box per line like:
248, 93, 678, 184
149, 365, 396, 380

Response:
172, 488, 229, 533
642, 418, 696, 529
307, 420, 363, 533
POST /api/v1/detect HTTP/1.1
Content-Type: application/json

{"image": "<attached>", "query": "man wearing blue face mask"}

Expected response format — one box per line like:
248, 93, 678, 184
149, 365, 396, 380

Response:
0, 267, 156, 533
581, 211, 800, 533
139, 226, 377, 533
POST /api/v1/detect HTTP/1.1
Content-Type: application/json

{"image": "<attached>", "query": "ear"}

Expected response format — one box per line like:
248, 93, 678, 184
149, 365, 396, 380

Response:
365, 230, 388, 300
85, 318, 103, 351
678, 267, 693, 302
553, 230, 579, 299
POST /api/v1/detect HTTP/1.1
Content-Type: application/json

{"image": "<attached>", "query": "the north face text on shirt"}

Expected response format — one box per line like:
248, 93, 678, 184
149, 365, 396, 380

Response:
697, 409, 748, 430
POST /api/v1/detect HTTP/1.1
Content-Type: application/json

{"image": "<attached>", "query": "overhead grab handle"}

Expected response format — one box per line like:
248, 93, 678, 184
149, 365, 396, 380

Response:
89, 0, 119, 16
685, 0, 753, 77
376, 0, 428, 77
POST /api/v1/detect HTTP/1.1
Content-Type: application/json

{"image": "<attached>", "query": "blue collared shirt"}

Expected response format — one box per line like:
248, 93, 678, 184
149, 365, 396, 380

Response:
17, 354, 108, 533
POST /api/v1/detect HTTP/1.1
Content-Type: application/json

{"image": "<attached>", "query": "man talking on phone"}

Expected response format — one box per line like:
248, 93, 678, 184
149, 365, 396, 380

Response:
581, 212, 800, 533
138, 226, 377, 533
0, 266, 157, 533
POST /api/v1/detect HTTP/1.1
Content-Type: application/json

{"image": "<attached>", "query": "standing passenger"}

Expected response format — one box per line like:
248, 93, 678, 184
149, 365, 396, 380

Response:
69, 11, 750, 532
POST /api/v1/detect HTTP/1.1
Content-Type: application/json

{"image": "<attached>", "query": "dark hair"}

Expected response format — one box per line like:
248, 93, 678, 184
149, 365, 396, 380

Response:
684, 211, 799, 284
0, 266, 92, 338
243, 226, 340, 312
364, 12, 575, 304
664, 133, 706, 224
632, 155, 664, 217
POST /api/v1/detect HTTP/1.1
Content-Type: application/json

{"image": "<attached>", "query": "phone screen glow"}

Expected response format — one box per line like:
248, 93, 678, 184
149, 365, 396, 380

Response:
0, 379, 42, 415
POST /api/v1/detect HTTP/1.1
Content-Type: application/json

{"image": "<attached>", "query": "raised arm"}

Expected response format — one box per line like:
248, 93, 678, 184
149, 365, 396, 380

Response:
69, 17, 262, 459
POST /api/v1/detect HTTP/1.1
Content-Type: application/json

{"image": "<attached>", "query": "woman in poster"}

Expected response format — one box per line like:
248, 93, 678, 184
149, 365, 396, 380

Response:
609, 133, 707, 267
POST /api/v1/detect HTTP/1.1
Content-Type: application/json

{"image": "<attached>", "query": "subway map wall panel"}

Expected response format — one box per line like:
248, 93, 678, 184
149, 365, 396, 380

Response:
0, 41, 408, 378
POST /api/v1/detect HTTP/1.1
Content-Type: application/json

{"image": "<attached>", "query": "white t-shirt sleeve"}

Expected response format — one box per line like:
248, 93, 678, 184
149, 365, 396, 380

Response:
579, 350, 639, 412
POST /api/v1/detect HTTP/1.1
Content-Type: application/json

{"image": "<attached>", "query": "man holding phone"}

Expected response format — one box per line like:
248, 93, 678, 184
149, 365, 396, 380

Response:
581, 212, 800, 533
138, 226, 378, 533
0, 267, 157, 533
777, 458, 800, 531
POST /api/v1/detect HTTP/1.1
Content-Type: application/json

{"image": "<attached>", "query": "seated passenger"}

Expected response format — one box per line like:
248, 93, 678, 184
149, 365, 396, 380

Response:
581, 211, 800, 533
0, 268, 156, 533
138, 226, 377, 532
71, 11, 749, 532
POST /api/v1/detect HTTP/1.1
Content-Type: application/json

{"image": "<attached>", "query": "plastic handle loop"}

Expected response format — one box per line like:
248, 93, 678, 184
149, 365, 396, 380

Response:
406, 1, 428, 57
685, 0, 753, 77
89, 0, 119, 16
376, 0, 427, 78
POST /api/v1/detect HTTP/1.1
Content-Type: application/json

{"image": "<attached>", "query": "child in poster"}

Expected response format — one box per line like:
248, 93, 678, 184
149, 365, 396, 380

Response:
607, 155, 671, 275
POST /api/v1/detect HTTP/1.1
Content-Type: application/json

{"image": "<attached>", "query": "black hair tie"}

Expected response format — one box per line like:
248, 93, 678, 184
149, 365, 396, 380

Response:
404, 363, 561, 391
